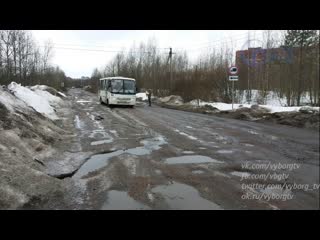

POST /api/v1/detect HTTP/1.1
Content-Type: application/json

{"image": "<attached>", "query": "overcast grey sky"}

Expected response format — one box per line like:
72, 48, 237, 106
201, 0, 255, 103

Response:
32, 30, 265, 78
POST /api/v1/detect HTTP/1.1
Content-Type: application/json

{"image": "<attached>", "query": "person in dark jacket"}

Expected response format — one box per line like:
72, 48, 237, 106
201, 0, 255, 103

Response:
146, 89, 152, 106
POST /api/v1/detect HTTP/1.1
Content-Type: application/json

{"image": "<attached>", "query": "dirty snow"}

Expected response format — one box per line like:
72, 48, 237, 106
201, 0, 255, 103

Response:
32, 89, 62, 106
30, 85, 51, 92
7, 82, 60, 120
159, 95, 183, 105
187, 92, 319, 113
0, 88, 29, 112
58, 91, 66, 97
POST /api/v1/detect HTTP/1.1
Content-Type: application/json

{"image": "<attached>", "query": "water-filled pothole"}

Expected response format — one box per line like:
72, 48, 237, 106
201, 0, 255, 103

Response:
102, 190, 150, 210
151, 181, 222, 210
73, 136, 167, 179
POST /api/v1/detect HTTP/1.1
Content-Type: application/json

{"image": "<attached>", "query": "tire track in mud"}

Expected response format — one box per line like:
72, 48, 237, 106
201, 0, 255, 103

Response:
134, 106, 319, 162
131, 107, 235, 148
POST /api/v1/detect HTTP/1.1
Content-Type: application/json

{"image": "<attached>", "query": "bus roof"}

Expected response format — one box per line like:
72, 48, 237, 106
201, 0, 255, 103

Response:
99, 77, 136, 81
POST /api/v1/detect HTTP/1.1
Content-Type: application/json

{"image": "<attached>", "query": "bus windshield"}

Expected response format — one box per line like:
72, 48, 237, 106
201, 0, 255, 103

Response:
110, 79, 135, 94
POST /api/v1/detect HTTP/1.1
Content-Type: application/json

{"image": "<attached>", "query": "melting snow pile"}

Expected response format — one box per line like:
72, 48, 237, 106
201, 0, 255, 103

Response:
187, 90, 319, 113
7, 82, 62, 120
159, 95, 184, 105
0, 87, 30, 112
0, 83, 67, 209
30, 85, 66, 98
187, 99, 319, 113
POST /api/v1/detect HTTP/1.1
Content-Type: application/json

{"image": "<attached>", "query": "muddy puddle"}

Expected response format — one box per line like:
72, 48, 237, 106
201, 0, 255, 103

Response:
164, 155, 224, 165
73, 136, 167, 179
102, 190, 150, 210
151, 181, 222, 210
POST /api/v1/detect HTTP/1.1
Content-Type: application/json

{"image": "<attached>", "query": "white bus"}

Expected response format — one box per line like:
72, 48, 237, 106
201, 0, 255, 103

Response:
99, 77, 136, 107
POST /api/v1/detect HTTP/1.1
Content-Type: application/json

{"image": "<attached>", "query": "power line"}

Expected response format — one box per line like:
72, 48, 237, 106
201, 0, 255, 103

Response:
47, 42, 170, 51
41, 32, 262, 53
39, 45, 153, 54
38, 31, 265, 56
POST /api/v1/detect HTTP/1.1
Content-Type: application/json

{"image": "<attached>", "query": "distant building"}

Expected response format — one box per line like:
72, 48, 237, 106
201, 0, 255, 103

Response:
236, 47, 296, 67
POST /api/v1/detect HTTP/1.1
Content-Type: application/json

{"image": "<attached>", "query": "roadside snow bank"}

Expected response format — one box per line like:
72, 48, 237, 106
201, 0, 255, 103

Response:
30, 85, 66, 98
238, 89, 313, 106
0, 87, 29, 112
58, 91, 66, 98
159, 95, 183, 105
0, 83, 69, 209
187, 100, 319, 113
32, 89, 62, 106
7, 82, 60, 120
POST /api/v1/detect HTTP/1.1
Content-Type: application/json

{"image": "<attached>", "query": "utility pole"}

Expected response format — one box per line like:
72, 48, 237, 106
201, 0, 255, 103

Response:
168, 47, 175, 92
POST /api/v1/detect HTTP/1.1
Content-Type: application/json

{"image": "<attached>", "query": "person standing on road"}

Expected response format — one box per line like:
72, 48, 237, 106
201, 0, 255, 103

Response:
146, 89, 152, 106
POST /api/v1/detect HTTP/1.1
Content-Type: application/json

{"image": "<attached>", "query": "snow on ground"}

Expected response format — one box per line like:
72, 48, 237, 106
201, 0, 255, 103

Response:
32, 89, 62, 106
58, 91, 67, 98
238, 90, 312, 106
188, 100, 319, 113
188, 89, 320, 114
136, 92, 148, 101
159, 95, 184, 105
0, 87, 29, 112
29, 85, 48, 91
6, 82, 62, 120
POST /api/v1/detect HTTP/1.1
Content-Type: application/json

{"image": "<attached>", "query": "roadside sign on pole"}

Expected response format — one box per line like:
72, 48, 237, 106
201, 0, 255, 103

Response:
229, 76, 239, 81
229, 66, 238, 75
228, 68, 239, 110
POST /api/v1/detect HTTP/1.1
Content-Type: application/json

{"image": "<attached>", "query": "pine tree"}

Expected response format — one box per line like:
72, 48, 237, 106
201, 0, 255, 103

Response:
285, 30, 318, 47
284, 30, 319, 106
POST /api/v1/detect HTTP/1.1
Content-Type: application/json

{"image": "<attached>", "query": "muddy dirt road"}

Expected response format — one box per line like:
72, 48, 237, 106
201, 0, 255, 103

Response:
49, 89, 319, 210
